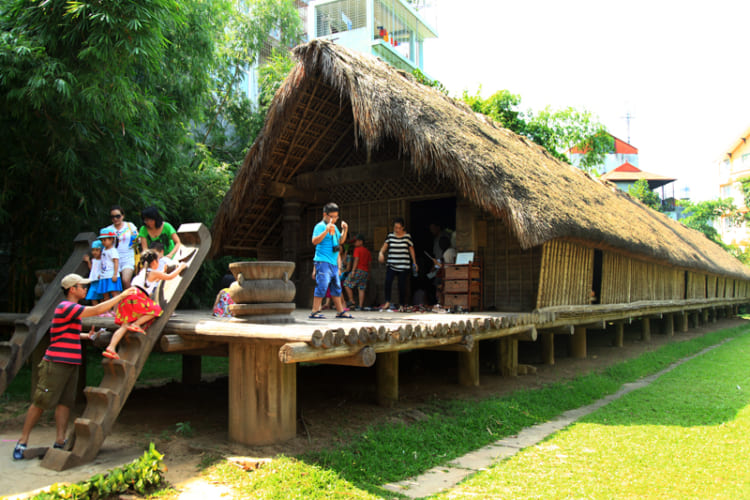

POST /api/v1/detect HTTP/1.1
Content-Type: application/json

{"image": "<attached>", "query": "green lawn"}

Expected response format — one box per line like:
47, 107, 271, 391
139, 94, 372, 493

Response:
434, 331, 750, 499
190, 323, 750, 499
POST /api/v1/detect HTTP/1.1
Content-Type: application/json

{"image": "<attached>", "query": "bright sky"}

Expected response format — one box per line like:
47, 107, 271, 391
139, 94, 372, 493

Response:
421, 0, 750, 201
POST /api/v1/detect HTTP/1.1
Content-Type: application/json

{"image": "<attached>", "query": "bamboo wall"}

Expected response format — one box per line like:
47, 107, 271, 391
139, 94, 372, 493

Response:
685, 271, 707, 299
483, 217, 541, 312
600, 251, 684, 304
536, 240, 594, 308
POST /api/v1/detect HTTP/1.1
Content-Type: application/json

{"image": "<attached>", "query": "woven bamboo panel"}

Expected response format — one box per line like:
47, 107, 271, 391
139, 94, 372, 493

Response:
706, 275, 717, 298
331, 175, 450, 204
685, 271, 707, 299
536, 239, 593, 308
600, 251, 630, 304
484, 218, 540, 311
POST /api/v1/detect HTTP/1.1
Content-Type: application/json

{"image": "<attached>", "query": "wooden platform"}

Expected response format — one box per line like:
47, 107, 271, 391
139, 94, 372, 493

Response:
70, 296, 746, 447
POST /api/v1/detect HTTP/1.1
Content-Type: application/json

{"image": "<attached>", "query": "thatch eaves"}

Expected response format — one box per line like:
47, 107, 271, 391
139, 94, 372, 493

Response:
212, 39, 750, 280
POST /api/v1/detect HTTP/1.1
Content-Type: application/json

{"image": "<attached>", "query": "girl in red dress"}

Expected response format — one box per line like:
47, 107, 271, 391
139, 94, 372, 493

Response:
103, 249, 186, 359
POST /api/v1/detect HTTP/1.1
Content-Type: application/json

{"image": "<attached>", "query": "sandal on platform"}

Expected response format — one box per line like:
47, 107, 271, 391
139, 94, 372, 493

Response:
103, 349, 119, 360
309, 311, 325, 319
336, 312, 354, 319
126, 324, 146, 334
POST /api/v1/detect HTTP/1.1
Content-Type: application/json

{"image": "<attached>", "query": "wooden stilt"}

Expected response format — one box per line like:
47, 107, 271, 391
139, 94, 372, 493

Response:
663, 314, 674, 337
498, 337, 518, 377
458, 344, 480, 386
541, 331, 554, 365
228, 342, 296, 445
570, 327, 586, 359
614, 321, 624, 347
692, 311, 700, 328
641, 317, 651, 342
182, 354, 201, 385
376, 351, 398, 407
678, 311, 689, 332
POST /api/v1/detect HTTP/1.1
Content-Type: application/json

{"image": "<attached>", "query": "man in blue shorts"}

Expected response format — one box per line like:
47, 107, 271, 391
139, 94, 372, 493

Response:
310, 203, 353, 319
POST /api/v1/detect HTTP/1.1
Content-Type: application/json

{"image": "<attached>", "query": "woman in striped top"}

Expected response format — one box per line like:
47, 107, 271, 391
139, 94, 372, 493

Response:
378, 217, 418, 311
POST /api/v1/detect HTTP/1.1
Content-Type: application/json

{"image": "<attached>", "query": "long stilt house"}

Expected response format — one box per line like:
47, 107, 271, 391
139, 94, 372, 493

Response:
212, 39, 750, 316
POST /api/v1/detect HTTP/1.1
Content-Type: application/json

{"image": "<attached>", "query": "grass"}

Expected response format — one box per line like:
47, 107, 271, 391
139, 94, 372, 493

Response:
184, 322, 750, 499
437, 329, 750, 499
298, 324, 748, 488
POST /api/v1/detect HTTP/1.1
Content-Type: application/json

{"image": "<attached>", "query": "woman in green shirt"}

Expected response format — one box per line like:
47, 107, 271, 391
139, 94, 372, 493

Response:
138, 206, 181, 260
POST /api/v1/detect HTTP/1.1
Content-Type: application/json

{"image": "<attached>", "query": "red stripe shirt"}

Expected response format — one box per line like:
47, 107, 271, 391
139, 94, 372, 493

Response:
44, 300, 85, 364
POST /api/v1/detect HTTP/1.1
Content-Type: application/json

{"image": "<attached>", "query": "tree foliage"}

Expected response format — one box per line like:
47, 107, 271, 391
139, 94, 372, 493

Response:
627, 179, 662, 211
677, 198, 737, 246
459, 89, 613, 173
0, 0, 302, 311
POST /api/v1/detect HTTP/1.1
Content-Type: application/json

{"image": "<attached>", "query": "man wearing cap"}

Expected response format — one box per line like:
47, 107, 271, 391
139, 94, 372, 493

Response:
12, 273, 135, 460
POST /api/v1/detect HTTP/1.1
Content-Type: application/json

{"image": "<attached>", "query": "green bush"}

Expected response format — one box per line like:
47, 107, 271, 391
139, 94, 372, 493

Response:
32, 443, 165, 499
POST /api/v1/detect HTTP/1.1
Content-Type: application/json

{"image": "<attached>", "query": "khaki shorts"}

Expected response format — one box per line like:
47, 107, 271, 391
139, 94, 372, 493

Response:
32, 360, 79, 410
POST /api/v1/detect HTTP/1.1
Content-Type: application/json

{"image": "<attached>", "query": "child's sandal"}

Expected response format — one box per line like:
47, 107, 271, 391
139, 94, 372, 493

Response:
103, 349, 119, 360
126, 324, 146, 334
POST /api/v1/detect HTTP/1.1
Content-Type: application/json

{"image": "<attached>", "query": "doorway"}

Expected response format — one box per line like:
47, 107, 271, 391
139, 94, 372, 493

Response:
409, 197, 456, 305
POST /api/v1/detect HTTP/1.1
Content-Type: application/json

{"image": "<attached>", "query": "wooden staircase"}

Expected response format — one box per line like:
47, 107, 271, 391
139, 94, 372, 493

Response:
41, 223, 211, 471
0, 232, 95, 396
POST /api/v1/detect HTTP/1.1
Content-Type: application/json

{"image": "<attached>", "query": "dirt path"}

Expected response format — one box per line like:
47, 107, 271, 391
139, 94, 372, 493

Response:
1, 318, 744, 498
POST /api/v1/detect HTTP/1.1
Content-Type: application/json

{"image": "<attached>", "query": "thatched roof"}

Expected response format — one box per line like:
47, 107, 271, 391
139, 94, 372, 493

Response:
212, 39, 750, 280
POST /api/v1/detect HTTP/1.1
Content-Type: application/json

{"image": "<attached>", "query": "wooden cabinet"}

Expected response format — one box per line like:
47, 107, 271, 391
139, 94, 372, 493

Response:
439, 264, 482, 311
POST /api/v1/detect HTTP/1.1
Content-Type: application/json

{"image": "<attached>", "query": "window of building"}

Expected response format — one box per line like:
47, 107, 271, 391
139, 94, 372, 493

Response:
315, 0, 367, 37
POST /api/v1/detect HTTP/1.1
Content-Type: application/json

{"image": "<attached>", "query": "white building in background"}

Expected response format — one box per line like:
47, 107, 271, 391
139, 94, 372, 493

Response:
243, 0, 437, 102
717, 126, 750, 249
309, 0, 437, 72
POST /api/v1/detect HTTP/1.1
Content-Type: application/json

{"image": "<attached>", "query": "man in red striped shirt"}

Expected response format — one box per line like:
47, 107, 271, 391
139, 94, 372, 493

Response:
13, 273, 134, 459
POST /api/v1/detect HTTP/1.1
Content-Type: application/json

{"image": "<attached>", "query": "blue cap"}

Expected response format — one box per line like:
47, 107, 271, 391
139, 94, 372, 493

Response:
92, 240, 103, 249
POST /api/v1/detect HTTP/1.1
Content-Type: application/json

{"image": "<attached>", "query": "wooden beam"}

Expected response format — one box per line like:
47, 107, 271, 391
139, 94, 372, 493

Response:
295, 160, 408, 190
426, 335, 474, 352
160, 334, 220, 353
318, 346, 376, 367
267, 181, 326, 204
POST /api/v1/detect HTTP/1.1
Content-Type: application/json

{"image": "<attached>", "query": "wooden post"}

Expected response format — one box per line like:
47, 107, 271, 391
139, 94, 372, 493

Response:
641, 317, 651, 342
613, 321, 624, 347
498, 337, 518, 377
541, 331, 555, 365
458, 345, 480, 386
182, 354, 202, 385
570, 327, 586, 359
228, 342, 296, 445
454, 198, 476, 251
692, 311, 700, 328
281, 199, 302, 266
376, 351, 398, 407
678, 311, 689, 332
662, 313, 674, 337
701, 308, 709, 325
